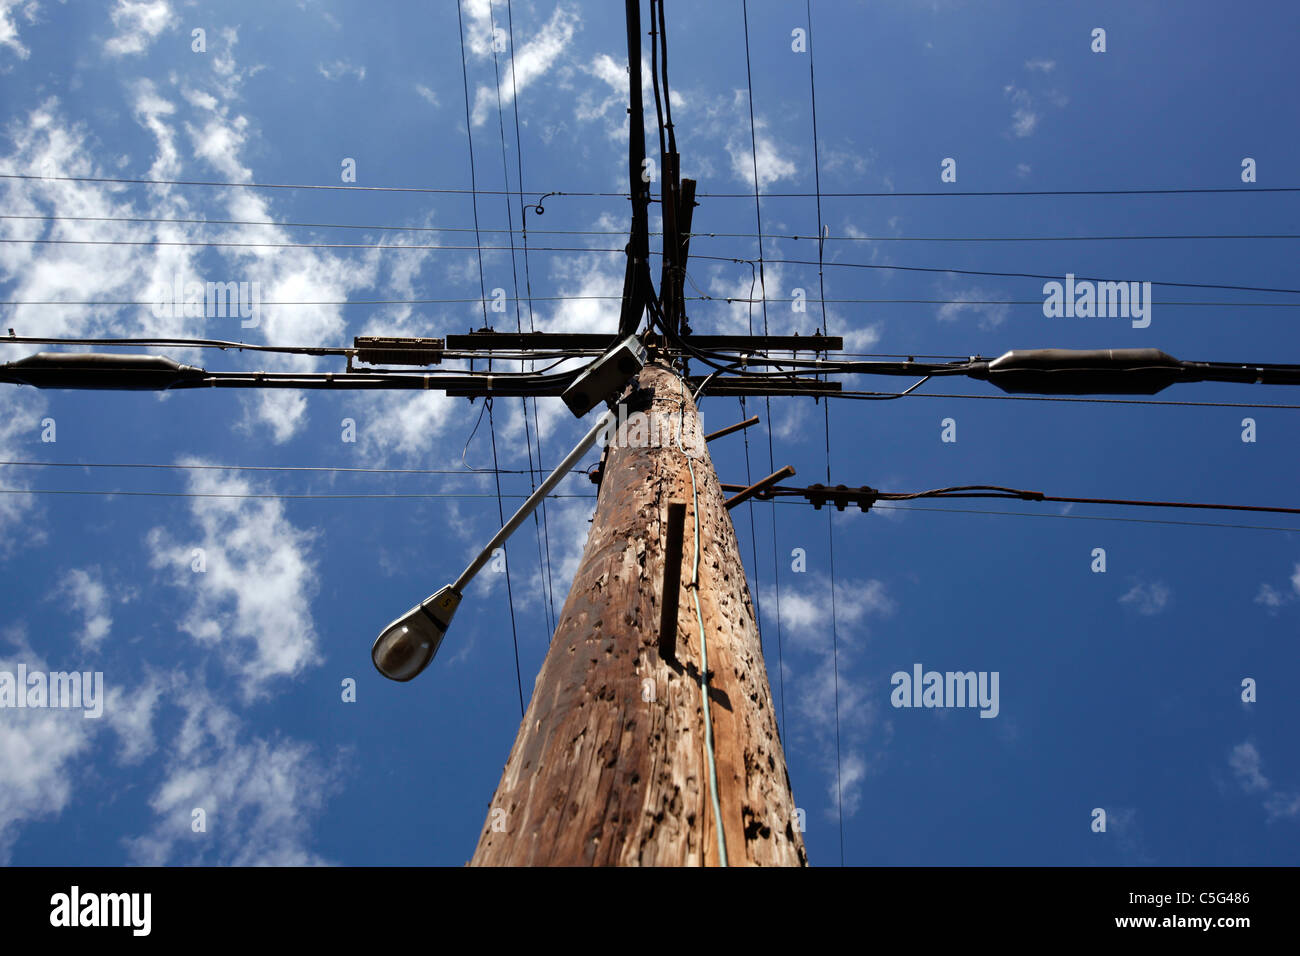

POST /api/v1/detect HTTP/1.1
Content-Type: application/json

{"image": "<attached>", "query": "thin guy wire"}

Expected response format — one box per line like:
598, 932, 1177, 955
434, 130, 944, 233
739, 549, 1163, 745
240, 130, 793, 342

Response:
506, 0, 559, 629
489, 0, 552, 641
805, 0, 845, 868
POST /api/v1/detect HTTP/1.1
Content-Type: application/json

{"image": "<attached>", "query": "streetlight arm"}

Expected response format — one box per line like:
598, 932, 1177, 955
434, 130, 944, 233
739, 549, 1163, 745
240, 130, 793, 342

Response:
451, 407, 616, 594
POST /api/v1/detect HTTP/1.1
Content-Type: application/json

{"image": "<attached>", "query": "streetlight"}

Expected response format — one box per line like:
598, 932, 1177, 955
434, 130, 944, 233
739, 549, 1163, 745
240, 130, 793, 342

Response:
372, 336, 645, 682
371, 585, 462, 682
371, 405, 619, 680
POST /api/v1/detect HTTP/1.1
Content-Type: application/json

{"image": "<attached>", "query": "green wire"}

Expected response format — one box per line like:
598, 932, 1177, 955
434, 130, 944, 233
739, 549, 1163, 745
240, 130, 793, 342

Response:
676, 374, 728, 867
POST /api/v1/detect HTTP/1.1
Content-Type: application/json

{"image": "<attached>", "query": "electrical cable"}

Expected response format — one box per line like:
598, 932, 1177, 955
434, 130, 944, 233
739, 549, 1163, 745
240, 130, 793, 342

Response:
488, 396, 526, 718
0, 488, 597, 500
0, 171, 624, 198
9, 295, 1295, 308
12, 172, 1300, 199
0, 459, 578, 476
488, 0, 553, 642
507, 0, 559, 630
690, 253, 1300, 297
803, 0, 845, 867
12, 215, 1300, 245
675, 373, 727, 867
695, 185, 1300, 198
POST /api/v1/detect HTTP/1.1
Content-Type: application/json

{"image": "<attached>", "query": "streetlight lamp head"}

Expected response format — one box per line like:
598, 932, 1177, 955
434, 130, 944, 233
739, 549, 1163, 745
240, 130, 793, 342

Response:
371, 585, 462, 681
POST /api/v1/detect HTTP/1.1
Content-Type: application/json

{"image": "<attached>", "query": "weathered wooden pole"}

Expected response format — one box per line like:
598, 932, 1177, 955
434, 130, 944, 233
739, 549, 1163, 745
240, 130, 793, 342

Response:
470, 361, 806, 866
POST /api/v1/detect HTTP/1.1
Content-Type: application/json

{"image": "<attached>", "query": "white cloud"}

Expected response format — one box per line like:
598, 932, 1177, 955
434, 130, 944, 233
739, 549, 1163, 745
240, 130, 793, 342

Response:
414, 83, 439, 107
146, 462, 321, 696
935, 284, 1010, 329
0, 387, 47, 552
1119, 580, 1170, 616
1, 75, 373, 444
1003, 61, 1068, 139
126, 680, 342, 864
1229, 741, 1300, 820
318, 59, 365, 82
767, 575, 893, 817
104, 0, 173, 58
1255, 582, 1287, 608
727, 105, 797, 188
1266, 791, 1300, 819
105, 675, 163, 764
471, 5, 579, 126
841, 324, 882, 353
0, 635, 100, 863
357, 390, 461, 461
0, 0, 37, 60
1229, 742, 1269, 792
1004, 85, 1038, 138
576, 53, 660, 144
54, 566, 113, 650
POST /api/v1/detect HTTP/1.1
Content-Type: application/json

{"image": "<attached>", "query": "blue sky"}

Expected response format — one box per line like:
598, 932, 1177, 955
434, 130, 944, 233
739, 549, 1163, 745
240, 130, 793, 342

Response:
0, 0, 1297, 866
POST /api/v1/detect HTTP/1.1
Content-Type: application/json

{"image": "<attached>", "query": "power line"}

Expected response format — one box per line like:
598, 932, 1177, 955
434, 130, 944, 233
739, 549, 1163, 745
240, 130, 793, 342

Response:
0, 213, 634, 237
490, 0, 554, 644
801, 0, 845, 870
740, 481, 1300, 517
13, 215, 1298, 244
692, 231, 1300, 243
0, 295, 627, 306
20, 234, 1295, 294
0, 459, 580, 476
799, 500, 1300, 534
0, 213, 635, 237
0, 488, 597, 500
5, 484, 1290, 530
8, 296, 1295, 308
694, 253, 1300, 296
696, 185, 1300, 198
828, 389, 1300, 410
709, 298, 1300, 307
0, 237, 627, 254
10, 172, 1299, 199
0, 172, 623, 198
460, 0, 525, 717
506, 0, 559, 632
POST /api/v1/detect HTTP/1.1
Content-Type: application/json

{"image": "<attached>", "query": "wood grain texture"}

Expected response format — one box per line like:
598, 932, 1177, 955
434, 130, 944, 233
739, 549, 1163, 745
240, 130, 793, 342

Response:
470, 363, 806, 866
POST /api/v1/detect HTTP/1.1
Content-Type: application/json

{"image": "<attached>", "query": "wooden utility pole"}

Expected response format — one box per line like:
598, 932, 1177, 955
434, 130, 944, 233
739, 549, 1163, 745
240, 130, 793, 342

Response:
471, 362, 806, 866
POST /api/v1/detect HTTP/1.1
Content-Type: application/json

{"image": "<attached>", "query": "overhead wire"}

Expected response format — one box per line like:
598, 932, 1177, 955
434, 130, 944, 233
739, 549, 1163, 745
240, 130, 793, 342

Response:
801, 0, 845, 868
0, 459, 578, 476
459, 0, 524, 716
736, 6, 794, 770
488, 0, 553, 643
0, 172, 624, 198
0, 488, 596, 500
690, 252, 1300, 297
10, 172, 1300, 199
9, 481, 1295, 537
506, 0, 560, 630
11, 214, 1300, 244
7, 295, 1296, 308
